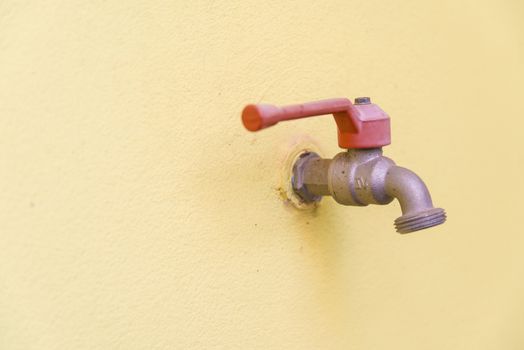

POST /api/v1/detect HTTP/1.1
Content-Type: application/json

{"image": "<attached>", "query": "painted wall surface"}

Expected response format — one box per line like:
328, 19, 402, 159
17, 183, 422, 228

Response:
1, 1, 524, 349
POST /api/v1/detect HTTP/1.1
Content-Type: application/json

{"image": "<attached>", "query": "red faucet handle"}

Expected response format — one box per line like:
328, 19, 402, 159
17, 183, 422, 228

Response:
241, 97, 391, 149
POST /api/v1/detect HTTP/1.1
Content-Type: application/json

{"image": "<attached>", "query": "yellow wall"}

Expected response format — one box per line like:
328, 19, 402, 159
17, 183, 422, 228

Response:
1, 1, 524, 349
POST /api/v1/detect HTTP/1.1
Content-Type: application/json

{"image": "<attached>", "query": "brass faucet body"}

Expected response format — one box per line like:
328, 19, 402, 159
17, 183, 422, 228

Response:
292, 149, 446, 233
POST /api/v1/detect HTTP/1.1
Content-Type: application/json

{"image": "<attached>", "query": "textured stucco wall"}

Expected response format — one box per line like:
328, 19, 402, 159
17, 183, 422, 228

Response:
1, 1, 524, 349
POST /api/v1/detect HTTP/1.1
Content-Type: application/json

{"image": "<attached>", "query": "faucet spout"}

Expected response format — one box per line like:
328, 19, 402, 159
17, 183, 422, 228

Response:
384, 166, 446, 233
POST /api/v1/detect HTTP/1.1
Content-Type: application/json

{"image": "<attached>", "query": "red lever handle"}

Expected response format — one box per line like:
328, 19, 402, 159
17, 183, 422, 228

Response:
241, 97, 391, 149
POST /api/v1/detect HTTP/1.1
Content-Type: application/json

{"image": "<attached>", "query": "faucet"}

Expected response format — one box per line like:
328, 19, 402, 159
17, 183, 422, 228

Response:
242, 97, 446, 233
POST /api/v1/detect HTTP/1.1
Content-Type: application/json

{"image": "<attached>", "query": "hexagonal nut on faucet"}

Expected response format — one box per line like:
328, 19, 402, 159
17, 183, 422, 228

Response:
291, 152, 323, 203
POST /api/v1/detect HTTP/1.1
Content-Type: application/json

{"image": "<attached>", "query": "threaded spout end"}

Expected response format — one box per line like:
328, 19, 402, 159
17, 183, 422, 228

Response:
394, 208, 446, 234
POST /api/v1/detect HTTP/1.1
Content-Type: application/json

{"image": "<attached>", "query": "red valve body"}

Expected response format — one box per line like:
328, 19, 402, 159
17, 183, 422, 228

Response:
242, 98, 390, 149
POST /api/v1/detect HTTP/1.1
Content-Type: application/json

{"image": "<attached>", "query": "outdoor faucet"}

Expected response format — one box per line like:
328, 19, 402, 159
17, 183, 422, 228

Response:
241, 97, 446, 233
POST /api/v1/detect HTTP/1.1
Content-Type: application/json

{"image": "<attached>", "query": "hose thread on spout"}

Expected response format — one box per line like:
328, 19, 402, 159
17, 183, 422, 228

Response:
394, 208, 446, 234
